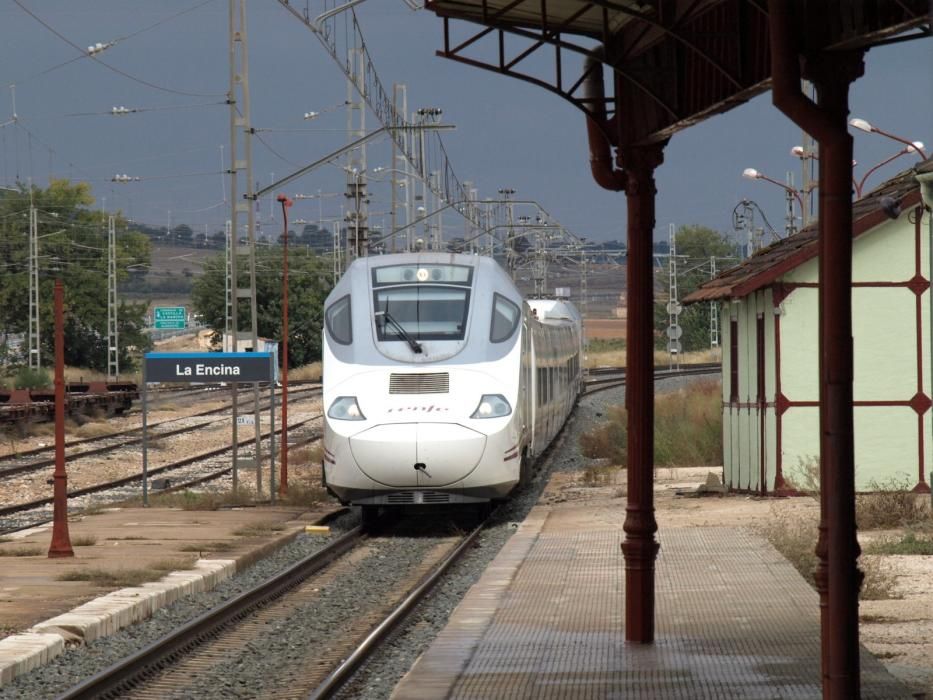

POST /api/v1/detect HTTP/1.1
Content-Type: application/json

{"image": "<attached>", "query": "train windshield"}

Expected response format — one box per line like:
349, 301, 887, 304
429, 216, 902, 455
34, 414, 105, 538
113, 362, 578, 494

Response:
372, 264, 473, 342
373, 286, 470, 341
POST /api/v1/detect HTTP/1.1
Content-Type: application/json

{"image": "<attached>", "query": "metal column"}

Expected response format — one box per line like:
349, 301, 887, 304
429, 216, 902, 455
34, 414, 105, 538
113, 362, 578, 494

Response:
769, 6, 865, 696
620, 145, 664, 644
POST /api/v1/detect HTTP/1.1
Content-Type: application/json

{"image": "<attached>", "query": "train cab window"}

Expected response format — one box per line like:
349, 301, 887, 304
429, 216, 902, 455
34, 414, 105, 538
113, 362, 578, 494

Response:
325, 295, 352, 345
490, 294, 520, 343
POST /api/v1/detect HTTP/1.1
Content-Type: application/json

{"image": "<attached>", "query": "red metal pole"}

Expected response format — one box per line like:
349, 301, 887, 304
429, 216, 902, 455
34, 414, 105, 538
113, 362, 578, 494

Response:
620, 144, 664, 643
768, 6, 864, 695
277, 194, 292, 497
817, 65, 863, 700
48, 279, 73, 558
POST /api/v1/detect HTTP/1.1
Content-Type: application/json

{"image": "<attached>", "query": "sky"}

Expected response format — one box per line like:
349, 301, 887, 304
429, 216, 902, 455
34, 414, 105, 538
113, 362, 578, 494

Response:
0, 1, 930, 244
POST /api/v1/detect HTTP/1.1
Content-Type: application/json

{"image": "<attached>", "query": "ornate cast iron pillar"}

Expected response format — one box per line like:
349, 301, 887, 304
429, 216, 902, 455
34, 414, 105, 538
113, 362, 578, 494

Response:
809, 53, 865, 700
619, 144, 665, 644
769, 4, 865, 695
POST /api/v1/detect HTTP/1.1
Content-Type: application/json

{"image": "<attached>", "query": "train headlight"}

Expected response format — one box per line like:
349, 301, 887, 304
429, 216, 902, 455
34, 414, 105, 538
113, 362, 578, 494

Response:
328, 396, 366, 421
471, 394, 511, 419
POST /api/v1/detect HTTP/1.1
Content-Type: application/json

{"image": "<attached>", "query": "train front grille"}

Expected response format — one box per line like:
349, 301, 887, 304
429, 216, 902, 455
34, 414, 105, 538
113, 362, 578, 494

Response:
385, 491, 452, 504
389, 372, 449, 394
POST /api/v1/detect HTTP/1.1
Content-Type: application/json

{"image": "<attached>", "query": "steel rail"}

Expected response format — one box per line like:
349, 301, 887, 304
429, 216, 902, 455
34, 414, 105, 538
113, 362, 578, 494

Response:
308, 518, 486, 700
0, 414, 322, 522
56, 524, 362, 700
0, 385, 322, 479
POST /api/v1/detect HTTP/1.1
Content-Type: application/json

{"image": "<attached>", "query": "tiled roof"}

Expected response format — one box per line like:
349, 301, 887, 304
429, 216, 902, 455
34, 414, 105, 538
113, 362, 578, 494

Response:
684, 158, 932, 303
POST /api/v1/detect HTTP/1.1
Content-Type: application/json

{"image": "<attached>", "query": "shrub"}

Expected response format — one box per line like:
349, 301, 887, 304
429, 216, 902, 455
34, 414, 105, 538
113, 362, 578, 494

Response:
865, 532, 933, 555
857, 477, 928, 530
13, 366, 51, 389
578, 380, 722, 468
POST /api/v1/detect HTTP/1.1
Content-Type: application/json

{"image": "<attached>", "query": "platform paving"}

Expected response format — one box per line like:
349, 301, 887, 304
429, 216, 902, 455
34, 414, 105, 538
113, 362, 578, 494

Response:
392, 505, 915, 699
0, 504, 332, 686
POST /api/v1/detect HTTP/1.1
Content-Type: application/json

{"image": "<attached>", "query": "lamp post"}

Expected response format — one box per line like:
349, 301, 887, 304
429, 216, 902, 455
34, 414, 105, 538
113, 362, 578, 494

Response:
742, 167, 804, 238
793, 140, 924, 198
849, 118, 928, 159
276, 194, 292, 497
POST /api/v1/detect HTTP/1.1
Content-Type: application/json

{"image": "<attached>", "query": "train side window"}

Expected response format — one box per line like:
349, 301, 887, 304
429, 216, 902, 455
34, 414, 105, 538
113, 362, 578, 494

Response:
490, 294, 521, 343
325, 295, 352, 345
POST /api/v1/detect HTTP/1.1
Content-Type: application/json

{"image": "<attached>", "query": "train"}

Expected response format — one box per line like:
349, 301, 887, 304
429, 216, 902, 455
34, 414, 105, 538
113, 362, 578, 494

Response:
321, 252, 583, 519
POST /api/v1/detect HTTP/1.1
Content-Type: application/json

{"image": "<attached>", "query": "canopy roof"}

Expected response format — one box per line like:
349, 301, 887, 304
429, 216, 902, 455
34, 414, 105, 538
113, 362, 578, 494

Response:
427, 1, 929, 145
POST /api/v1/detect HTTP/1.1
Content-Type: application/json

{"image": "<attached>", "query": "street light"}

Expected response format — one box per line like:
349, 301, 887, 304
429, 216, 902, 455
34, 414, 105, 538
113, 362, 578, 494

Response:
303, 111, 319, 120
854, 141, 925, 198
111, 174, 140, 183
849, 118, 928, 159
111, 106, 136, 116
87, 41, 115, 56
743, 167, 804, 238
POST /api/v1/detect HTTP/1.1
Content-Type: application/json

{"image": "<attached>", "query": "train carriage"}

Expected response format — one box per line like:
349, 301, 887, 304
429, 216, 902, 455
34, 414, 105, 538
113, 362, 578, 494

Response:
321, 252, 582, 517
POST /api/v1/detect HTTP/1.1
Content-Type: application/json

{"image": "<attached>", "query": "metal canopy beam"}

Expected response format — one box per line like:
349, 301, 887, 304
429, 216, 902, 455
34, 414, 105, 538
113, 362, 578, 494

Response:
427, 0, 928, 146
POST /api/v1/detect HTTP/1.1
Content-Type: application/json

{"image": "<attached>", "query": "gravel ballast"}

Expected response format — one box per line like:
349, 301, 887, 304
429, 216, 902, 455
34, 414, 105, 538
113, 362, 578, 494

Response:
0, 372, 717, 699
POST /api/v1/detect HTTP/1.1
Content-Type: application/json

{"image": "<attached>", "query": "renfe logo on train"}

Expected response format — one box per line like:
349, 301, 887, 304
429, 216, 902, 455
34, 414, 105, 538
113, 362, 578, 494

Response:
144, 352, 273, 384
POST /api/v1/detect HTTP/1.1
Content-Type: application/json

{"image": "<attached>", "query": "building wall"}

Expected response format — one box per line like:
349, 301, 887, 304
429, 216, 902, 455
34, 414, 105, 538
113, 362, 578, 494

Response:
728, 204, 932, 493
722, 287, 775, 493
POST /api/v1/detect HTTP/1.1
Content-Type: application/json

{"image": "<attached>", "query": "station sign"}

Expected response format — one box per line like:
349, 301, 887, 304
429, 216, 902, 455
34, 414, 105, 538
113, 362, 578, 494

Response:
154, 306, 187, 329
144, 352, 273, 383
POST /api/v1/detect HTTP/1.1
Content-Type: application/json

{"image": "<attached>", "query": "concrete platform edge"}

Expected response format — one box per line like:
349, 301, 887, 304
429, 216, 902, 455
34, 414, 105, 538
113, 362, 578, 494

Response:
390, 506, 551, 700
0, 525, 308, 688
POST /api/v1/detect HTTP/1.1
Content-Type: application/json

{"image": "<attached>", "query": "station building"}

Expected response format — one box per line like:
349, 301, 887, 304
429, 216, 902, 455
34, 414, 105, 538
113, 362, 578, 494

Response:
685, 160, 933, 493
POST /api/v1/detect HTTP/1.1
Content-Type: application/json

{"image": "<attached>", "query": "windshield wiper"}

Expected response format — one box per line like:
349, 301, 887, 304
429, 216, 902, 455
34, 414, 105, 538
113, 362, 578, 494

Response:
375, 310, 423, 353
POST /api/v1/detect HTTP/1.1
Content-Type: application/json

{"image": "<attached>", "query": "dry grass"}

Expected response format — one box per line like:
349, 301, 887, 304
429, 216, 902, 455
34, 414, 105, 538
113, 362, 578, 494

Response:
581, 465, 617, 487
288, 443, 323, 467
579, 380, 722, 469
71, 535, 98, 547
178, 541, 235, 553
278, 480, 329, 507
134, 487, 258, 510
148, 556, 197, 571
57, 568, 155, 587
74, 419, 115, 439
62, 367, 108, 383
585, 347, 721, 369
288, 362, 322, 382
754, 507, 899, 601
865, 532, 933, 556
233, 521, 287, 537
0, 547, 44, 557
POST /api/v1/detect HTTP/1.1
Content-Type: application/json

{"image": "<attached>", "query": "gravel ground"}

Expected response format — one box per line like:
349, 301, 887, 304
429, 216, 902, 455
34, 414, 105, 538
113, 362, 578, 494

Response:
0, 371, 717, 700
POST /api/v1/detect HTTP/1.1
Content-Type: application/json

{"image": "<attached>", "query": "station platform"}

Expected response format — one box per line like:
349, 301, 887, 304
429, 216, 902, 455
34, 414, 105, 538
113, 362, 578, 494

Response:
0, 503, 331, 685
392, 501, 915, 699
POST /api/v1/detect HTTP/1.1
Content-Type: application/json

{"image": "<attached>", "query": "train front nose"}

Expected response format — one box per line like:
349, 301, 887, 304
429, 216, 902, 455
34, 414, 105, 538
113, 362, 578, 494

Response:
349, 422, 487, 487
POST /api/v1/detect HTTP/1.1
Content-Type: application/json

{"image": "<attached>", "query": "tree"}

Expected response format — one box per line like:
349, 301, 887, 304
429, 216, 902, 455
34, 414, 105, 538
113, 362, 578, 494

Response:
0, 180, 152, 371
191, 246, 332, 367
655, 224, 736, 353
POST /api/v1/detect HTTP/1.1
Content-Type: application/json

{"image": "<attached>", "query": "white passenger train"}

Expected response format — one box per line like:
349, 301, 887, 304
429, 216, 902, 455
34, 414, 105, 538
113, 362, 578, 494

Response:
321, 253, 582, 517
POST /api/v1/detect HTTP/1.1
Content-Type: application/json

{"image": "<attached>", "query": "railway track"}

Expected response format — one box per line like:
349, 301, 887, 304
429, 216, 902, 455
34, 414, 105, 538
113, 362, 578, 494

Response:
0, 385, 322, 481
0, 413, 323, 536
583, 362, 720, 394
56, 513, 484, 700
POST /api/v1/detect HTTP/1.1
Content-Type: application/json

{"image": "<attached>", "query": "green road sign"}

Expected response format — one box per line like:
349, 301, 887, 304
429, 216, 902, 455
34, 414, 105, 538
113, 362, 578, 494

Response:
154, 306, 187, 330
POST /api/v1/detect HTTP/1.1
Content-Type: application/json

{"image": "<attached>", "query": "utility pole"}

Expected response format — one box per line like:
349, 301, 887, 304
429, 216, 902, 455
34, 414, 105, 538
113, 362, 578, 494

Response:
500, 188, 517, 277
224, 220, 232, 352
345, 46, 368, 262
28, 204, 40, 370
228, 0, 262, 496
709, 256, 720, 348
107, 216, 119, 380
666, 224, 682, 370
800, 80, 816, 226
391, 84, 403, 253
784, 171, 799, 238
